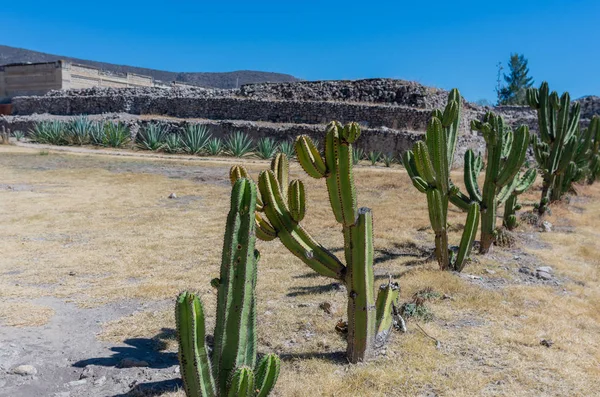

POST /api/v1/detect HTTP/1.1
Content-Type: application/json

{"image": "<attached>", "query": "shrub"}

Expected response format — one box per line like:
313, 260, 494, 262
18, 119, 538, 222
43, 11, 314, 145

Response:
137, 123, 167, 151
206, 137, 223, 156
13, 130, 25, 141
225, 131, 253, 157
163, 134, 182, 154
352, 147, 364, 165
90, 122, 105, 146
382, 153, 395, 167
181, 124, 211, 155
66, 116, 93, 145
29, 121, 67, 145
255, 137, 278, 160
103, 121, 130, 148
278, 139, 295, 159
367, 151, 381, 165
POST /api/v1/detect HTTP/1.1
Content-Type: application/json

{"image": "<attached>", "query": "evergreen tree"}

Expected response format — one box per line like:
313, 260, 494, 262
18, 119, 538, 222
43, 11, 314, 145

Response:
497, 54, 534, 105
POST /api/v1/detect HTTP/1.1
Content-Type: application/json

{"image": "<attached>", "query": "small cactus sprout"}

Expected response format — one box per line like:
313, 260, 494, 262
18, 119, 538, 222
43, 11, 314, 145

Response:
176, 178, 280, 397
527, 82, 582, 214
502, 168, 537, 230
232, 122, 400, 363
403, 89, 480, 270
451, 112, 530, 253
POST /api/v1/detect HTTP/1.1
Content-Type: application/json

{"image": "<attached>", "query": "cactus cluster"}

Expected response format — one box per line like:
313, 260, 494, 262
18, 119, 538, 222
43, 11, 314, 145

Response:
231, 122, 400, 363
176, 178, 280, 397
403, 89, 480, 270
451, 112, 534, 253
586, 116, 600, 184
527, 82, 582, 214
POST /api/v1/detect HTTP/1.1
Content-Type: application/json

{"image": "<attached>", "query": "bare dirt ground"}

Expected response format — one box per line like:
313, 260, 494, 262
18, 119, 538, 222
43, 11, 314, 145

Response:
1, 144, 599, 397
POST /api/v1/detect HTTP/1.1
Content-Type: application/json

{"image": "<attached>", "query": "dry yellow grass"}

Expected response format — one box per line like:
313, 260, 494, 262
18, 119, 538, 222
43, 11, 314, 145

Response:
1, 144, 599, 396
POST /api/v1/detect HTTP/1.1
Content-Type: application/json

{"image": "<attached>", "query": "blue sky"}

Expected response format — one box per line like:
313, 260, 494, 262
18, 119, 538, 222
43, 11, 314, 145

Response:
2, 0, 598, 102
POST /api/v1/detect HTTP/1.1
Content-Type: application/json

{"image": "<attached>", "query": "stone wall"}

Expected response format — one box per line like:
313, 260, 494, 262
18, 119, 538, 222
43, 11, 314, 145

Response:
0, 61, 64, 99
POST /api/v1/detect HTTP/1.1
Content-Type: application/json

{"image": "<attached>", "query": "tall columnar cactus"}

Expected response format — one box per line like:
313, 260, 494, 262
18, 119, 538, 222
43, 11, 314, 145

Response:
176, 178, 280, 397
502, 168, 537, 230
451, 112, 530, 253
231, 123, 400, 363
403, 89, 480, 271
586, 116, 600, 184
527, 81, 581, 215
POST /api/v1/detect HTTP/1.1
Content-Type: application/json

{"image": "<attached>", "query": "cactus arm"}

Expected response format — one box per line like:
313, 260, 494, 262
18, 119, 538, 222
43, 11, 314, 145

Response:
295, 135, 327, 178
496, 176, 519, 206
374, 281, 400, 347
230, 165, 263, 210
346, 208, 376, 362
414, 141, 438, 185
227, 367, 255, 397
271, 154, 289, 200
448, 184, 473, 211
464, 150, 483, 202
258, 170, 345, 280
427, 188, 449, 270
503, 194, 519, 230
514, 168, 537, 195
338, 139, 358, 226
427, 118, 449, 193
255, 354, 281, 397
213, 179, 259, 393
176, 292, 217, 397
324, 122, 345, 223
444, 89, 461, 165
403, 151, 428, 193
496, 126, 530, 187
453, 202, 480, 272
255, 213, 277, 241
288, 180, 306, 223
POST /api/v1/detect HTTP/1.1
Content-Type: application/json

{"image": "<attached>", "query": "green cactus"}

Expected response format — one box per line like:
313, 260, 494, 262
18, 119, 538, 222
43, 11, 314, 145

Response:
527, 82, 581, 215
231, 123, 400, 363
403, 89, 480, 271
587, 116, 600, 184
176, 178, 280, 397
502, 168, 537, 230
451, 112, 530, 253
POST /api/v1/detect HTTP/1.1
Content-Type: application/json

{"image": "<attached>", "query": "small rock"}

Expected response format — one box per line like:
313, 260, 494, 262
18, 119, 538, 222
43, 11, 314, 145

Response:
518, 266, 532, 275
441, 293, 453, 300
319, 301, 336, 315
80, 366, 94, 379
540, 339, 554, 348
484, 269, 496, 275
513, 255, 521, 260
168, 192, 177, 199
536, 266, 553, 274
93, 376, 107, 386
68, 271, 76, 276
53, 393, 70, 397
67, 379, 87, 387
536, 271, 553, 281
11, 365, 37, 376
541, 221, 552, 232
118, 358, 149, 368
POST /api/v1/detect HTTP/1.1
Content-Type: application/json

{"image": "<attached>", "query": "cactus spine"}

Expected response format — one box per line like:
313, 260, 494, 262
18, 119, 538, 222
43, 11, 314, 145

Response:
233, 123, 399, 363
455, 112, 530, 253
403, 89, 480, 271
176, 178, 280, 397
527, 82, 581, 215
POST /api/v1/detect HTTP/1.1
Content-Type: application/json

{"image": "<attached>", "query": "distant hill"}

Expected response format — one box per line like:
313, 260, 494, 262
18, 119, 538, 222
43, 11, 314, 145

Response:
0, 44, 300, 89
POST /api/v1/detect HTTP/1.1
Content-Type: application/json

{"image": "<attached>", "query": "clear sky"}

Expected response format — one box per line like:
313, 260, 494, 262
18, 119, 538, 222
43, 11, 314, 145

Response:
2, 0, 598, 102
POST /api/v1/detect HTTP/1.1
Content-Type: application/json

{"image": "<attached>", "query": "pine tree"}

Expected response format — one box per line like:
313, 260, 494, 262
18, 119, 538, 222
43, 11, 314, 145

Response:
497, 54, 534, 105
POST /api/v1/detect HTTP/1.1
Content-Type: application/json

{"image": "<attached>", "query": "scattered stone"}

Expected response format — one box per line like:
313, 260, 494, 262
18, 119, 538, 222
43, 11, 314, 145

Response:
68, 271, 76, 276
536, 266, 553, 274
484, 269, 496, 275
540, 339, 554, 348
118, 358, 149, 368
541, 221, 552, 232
67, 379, 87, 387
93, 376, 107, 386
80, 366, 94, 379
518, 266, 532, 275
441, 293, 453, 300
168, 192, 177, 199
536, 271, 553, 281
11, 364, 37, 376
53, 393, 71, 397
319, 301, 336, 315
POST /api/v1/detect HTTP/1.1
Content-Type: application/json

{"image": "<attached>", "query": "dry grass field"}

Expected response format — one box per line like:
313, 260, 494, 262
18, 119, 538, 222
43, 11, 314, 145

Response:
1, 144, 599, 396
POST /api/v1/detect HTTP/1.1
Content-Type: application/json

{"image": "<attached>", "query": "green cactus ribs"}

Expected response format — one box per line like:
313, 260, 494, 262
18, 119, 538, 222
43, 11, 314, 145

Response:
527, 81, 581, 215
403, 88, 480, 270
451, 111, 531, 253
232, 121, 400, 363
175, 178, 280, 397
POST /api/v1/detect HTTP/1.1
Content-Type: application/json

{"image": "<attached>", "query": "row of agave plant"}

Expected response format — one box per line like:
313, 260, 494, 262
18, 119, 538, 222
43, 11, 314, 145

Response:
175, 81, 600, 396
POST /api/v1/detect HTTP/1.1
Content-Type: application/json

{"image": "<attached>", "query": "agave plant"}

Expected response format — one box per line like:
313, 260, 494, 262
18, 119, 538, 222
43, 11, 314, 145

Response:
66, 116, 93, 145
352, 147, 365, 165
277, 139, 295, 159
382, 153, 395, 167
163, 134, 182, 154
90, 122, 105, 146
255, 137, 278, 160
137, 123, 168, 151
206, 137, 224, 156
367, 151, 381, 165
29, 121, 67, 145
181, 124, 211, 155
103, 121, 130, 148
13, 130, 25, 141
225, 131, 254, 157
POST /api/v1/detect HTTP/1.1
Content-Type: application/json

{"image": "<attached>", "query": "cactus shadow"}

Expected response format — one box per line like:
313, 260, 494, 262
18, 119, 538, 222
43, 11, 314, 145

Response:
112, 378, 183, 397
279, 351, 348, 364
72, 329, 178, 369
374, 241, 432, 265
287, 282, 346, 297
